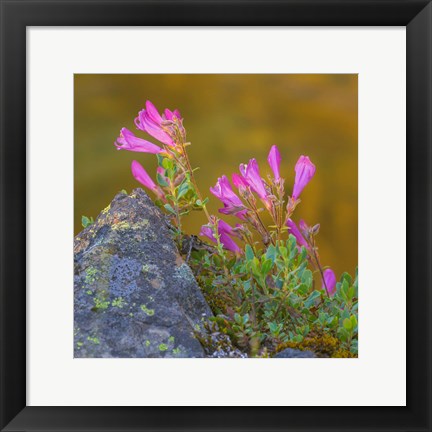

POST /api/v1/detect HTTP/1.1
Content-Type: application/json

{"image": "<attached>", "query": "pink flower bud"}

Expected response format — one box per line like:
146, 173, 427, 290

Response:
285, 218, 309, 249
200, 220, 242, 254
267, 145, 281, 181
131, 160, 164, 200
322, 268, 337, 297
292, 155, 316, 199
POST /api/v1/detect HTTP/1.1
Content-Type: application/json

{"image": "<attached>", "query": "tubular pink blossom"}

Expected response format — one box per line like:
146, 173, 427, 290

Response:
131, 161, 164, 200
200, 225, 215, 242
135, 109, 174, 146
210, 176, 248, 220
239, 159, 268, 200
322, 268, 337, 297
114, 128, 162, 154
232, 173, 250, 193
134, 100, 181, 147
286, 218, 309, 249
200, 220, 242, 254
267, 145, 281, 181
292, 155, 316, 199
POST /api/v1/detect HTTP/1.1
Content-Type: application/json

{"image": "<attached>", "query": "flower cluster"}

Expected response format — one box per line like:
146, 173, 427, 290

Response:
202, 144, 335, 296
113, 100, 357, 356
115, 100, 336, 297
115, 100, 209, 237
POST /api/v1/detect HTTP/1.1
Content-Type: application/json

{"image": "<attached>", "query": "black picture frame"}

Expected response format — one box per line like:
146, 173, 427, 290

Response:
1, 0, 431, 431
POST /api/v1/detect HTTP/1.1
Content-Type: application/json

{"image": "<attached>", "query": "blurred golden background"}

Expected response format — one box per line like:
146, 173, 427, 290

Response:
74, 74, 357, 277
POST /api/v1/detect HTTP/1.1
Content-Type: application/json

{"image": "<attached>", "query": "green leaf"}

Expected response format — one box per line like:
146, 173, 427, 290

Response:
287, 234, 298, 253
81, 215, 94, 228
341, 272, 353, 286
234, 313, 242, 325
177, 182, 189, 199
343, 318, 353, 331
296, 283, 309, 296
245, 245, 254, 261
278, 246, 288, 258
301, 269, 313, 287
304, 290, 321, 308
162, 158, 174, 170
163, 203, 176, 214
265, 245, 277, 262
261, 258, 273, 275
337, 327, 350, 342
156, 172, 169, 187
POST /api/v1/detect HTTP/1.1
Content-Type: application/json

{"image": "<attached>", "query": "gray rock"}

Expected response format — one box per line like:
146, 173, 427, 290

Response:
74, 188, 212, 358
273, 348, 316, 358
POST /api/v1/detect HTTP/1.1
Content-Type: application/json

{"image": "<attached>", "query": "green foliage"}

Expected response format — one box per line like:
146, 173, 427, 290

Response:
189, 239, 358, 357
81, 215, 94, 228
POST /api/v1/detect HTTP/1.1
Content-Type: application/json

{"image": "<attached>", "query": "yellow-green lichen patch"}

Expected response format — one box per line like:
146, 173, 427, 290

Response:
85, 266, 99, 284
140, 304, 155, 316
93, 297, 110, 310
158, 343, 168, 351
145, 340, 151, 347
77, 341, 83, 347
86, 290, 93, 295
112, 221, 131, 231
101, 204, 111, 215
168, 336, 175, 343
87, 336, 100, 344
112, 297, 126, 308
112, 219, 150, 232
172, 347, 181, 355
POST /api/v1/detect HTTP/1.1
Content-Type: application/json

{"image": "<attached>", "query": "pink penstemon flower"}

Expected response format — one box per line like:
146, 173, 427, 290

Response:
267, 145, 282, 181
292, 155, 316, 200
200, 220, 242, 254
239, 158, 268, 201
285, 218, 309, 249
135, 101, 181, 147
131, 160, 165, 201
322, 268, 337, 297
210, 175, 248, 220
115, 128, 163, 154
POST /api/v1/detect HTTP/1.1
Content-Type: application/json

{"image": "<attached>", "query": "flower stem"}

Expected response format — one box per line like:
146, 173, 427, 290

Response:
309, 238, 330, 298
181, 142, 211, 222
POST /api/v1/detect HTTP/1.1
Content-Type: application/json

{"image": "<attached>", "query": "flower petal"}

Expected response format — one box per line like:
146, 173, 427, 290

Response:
145, 100, 163, 124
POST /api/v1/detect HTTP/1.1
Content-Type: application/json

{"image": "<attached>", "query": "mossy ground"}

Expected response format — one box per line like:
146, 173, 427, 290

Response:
275, 329, 355, 358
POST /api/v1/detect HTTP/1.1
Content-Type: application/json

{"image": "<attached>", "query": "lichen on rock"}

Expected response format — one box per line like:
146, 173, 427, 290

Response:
74, 188, 212, 358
